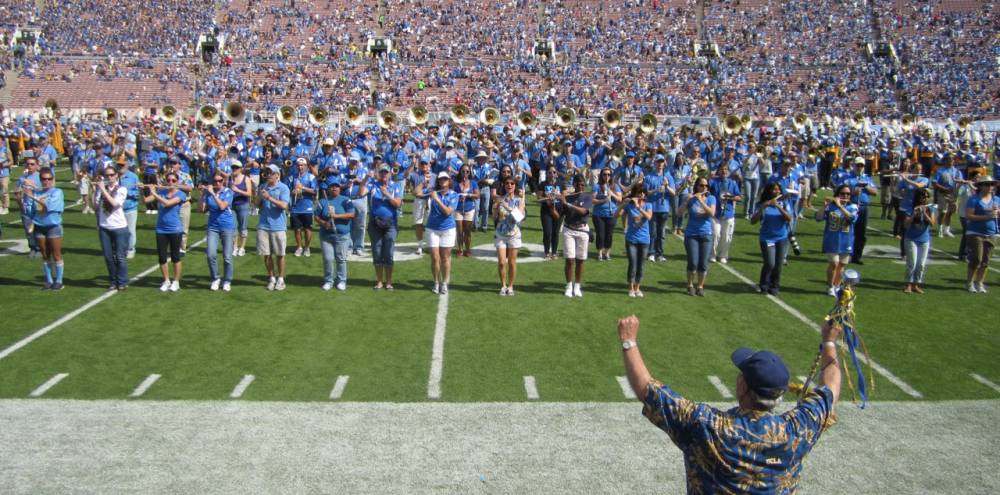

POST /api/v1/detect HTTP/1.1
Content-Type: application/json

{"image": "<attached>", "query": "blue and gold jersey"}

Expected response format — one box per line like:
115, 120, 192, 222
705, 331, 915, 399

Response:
643, 381, 835, 495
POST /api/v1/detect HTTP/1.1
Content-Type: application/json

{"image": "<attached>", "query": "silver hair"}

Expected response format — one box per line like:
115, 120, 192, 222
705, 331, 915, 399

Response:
749, 389, 784, 411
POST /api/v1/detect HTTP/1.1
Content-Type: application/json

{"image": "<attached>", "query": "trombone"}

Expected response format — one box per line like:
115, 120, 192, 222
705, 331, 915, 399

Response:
639, 113, 657, 134
378, 110, 398, 129
408, 105, 429, 126
516, 111, 537, 130
479, 107, 500, 126
555, 107, 576, 128
308, 105, 329, 126
277, 105, 296, 125
345, 105, 364, 127
450, 104, 470, 125
603, 109, 622, 129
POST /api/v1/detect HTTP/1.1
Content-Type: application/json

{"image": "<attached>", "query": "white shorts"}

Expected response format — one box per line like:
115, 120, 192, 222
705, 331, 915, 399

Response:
427, 228, 457, 248
562, 227, 589, 260
494, 234, 522, 250
454, 209, 475, 222
827, 253, 851, 264
412, 198, 429, 225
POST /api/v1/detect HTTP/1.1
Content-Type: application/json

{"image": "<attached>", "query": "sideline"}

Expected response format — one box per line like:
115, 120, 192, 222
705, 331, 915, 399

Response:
0, 237, 207, 362
426, 292, 449, 400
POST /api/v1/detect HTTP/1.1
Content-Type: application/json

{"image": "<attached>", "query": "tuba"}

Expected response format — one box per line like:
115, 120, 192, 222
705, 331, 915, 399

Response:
199, 105, 220, 126
740, 114, 753, 132
603, 108, 622, 129
161, 105, 178, 122
44, 99, 59, 118
723, 114, 742, 134
450, 104, 470, 125
104, 108, 119, 123
378, 110, 398, 129
639, 113, 657, 134
793, 112, 809, 131
408, 105, 429, 126
516, 111, 537, 130
308, 105, 329, 126
277, 105, 296, 125
479, 107, 500, 126
224, 102, 245, 123
547, 141, 562, 157
852, 112, 866, 130
555, 107, 576, 128
345, 105, 364, 126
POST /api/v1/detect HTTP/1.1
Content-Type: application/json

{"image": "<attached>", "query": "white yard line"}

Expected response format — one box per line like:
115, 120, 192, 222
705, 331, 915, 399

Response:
29, 373, 69, 397
329, 375, 350, 400
970, 373, 1000, 395
616, 376, 636, 400
229, 375, 255, 399
523, 376, 539, 401
426, 293, 449, 400
0, 237, 206, 362
128, 374, 161, 398
707, 375, 734, 399
867, 225, 1000, 274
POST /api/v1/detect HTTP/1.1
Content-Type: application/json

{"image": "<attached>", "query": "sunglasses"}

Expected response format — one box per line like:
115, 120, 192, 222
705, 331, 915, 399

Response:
104, 174, 117, 178
40, 176, 54, 181
838, 193, 851, 197
166, 178, 178, 183
505, 182, 516, 186
213, 179, 224, 183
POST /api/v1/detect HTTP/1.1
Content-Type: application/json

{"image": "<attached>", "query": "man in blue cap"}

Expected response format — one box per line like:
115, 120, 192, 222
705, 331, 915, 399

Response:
618, 314, 842, 493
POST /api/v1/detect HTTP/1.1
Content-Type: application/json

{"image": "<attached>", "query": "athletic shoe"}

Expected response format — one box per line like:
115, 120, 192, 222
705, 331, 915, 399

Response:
439, 283, 448, 295
968, 283, 978, 293
827, 286, 837, 297
657, 256, 667, 262
294, 247, 303, 257
385, 284, 394, 291
336, 282, 346, 291
275, 279, 286, 291
944, 230, 955, 238
232, 248, 239, 257
636, 290, 644, 298
709, 257, 717, 263
303, 248, 311, 257
767, 287, 779, 296
647, 255, 656, 262
756, 284, 765, 293
573, 286, 583, 298
117, 285, 128, 291
238, 247, 246, 257
169, 280, 180, 292
507, 287, 515, 296
564, 283, 574, 298
431, 283, 439, 294
719, 258, 727, 264
695, 287, 705, 297
210, 279, 221, 291
267, 277, 277, 291
416, 247, 423, 256
500, 287, 509, 296
126, 250, 135, 259
50, 283, 64, 291
687, 286, 695, 296
222, 282, 231, 292
322, 282, 333, 291
160, 280, 171, 292
977, 283, 988, 294
150, 210, 158, 215
629, 290, 636, 298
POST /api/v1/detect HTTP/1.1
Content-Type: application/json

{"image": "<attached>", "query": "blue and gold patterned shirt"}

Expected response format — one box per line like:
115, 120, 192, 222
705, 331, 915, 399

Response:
643, 381, 835, 494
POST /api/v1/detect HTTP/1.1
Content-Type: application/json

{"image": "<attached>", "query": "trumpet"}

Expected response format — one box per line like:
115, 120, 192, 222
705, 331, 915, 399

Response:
516, 111, 537, 130
345, 105, 364, 126
198, 105, 220, 126
639, 113, 657, 134
378, 110, 398, 129
450, 105, 470, 125
408, 105, 429, 126
556, 107, 576, 128
308, 105, 329, 126
603, 109, 622, 129
224, 102, 245, 123
479, 107, 500, 126
277, 105, 296, 125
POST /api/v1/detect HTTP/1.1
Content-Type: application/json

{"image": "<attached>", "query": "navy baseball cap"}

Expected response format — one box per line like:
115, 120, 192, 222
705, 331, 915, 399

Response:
731, 348, 790, 399
324, 178, 342, 189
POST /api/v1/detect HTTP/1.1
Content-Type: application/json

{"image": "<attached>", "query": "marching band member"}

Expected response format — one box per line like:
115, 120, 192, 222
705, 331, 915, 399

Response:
669, 152, 691, 236
257, 164, 290, 291
847, 157, 878, 265
315, 178, 355, 291
644, 155, 675, 263
229, 162, 252, 257
344, 153, 369, 256
453, 164, 480, 257
964, 176, 999, 293
473, 151, 494, 232
427, 171, 459, 295
932, 153, 962, 238
709, 162, 742, 264
618, 184, 652, 298
368, 165, 404, 290
956, 170, 981, 261
556, 174, 593, 298
167, 159, 195, 253
816, 185, 859, 296
902, 188, 936, 294
23, 167, 65, 290
16, 155, 42, 257
679, 177, 716, 296
409, 159, 433, 256
94, 167, 129, 290
200, 171, 236, 292
593, 166, 622, 261
537, 166, 563, 260
290, 157, 317, 257
146, 172, 186, 292
751, 182, 792, 296
492, 176, 526, 296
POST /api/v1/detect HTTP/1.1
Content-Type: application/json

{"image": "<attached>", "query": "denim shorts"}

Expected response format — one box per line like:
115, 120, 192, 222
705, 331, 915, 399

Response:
33, 224, 63, 239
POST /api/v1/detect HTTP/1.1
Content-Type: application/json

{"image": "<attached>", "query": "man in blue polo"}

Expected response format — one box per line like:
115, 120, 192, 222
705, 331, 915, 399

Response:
315, 178, 355, 291
117, 159, 141, 259
619, 314, 842, 494
290, 157, 317, 257
257, 164, 291, 290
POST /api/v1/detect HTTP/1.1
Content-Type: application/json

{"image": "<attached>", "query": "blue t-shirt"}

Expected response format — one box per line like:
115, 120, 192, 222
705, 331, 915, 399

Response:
155, 189, 187, 234
898, 177, 929, 214
933, 167, 962, 193
846, 173, 874, 206
758, 205, 789, 243
904, 204, 937, 243
290, 172, 318, 214
258, 182, 291, 232
316, 195, 355, 237
32, 187, 64, 227
120, 171, 141, 212
709, 177, 741, 219
17, 172, 41, 216
369, 180, 404, 223
624, 202, 652, 244
205, 187, 236, 232
965, 196, 1000, 236
592, 183, 621, 218
684, 195, 717, 237
644, 173, 674, 213
454, 181, 479, 213
820, 202, 859, 254
427, 191, 459, 230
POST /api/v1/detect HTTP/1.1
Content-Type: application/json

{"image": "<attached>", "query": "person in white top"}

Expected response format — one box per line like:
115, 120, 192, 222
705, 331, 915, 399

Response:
94, 167, 130, 290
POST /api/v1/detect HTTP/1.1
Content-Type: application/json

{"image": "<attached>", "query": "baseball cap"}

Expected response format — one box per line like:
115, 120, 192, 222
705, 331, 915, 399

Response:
475, 150, 488, 159
731, 348, 790, 399
349, 151, 361, 162
655, 154, 666, 162
853, 156, 865, 164
296, 157, 308, 165
324, 177, 342, 188
230, 160, 242, 169
322, 137, 335, 146
378, 164, 391, 172
266, 164, 281, 175
436, 171, 451, 180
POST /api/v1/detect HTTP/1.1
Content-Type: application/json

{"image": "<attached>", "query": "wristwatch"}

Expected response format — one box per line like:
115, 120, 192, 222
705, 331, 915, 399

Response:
621, 340, 637, 351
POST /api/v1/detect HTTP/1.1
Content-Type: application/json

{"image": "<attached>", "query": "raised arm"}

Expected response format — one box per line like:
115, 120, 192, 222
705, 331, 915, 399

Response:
619, 315, 653, 399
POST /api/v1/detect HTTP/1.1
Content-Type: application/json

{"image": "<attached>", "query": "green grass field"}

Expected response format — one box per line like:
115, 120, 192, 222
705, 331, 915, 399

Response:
1, 168, 998, 403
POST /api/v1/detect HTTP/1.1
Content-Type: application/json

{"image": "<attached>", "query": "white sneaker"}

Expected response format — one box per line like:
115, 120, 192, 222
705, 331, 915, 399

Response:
267, 277, 277, 291
232, 248, 239, 257
160, 280, 171, 292
657, 256, 667, 262
564, 283, 574, 298
500, 287, 508, 296
431, 283, 439, 294
629, 290, 636, 298
507, 287, 515, 296
968, 283, 978, 293
573, 285, 583, 298
169, 280, 180, 292
710, 257, 717, 263
439, 283, 448, 295
945, 229, 955, 238
275, 278, 286, 291
222, 282, 231, 292
294, 247, 303, 257
238, 247, 246, 257
303, 248, 311, 257
126, 250, 135, 259
416, 247, 423, 256
636, 290, 644, 298
150, 210, 157, 215
336, 282, 346, 291
322, 282, 333, 291
647, 255, 656, 262
827, 286, 837, 297
719, 258, 728, 264
977, 283, 988, 294
210, 279, 220, 291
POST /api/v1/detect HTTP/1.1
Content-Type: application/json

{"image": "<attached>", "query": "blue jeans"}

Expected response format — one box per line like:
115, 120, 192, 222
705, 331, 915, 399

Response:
684, 234, 712, 273
124, 208, 138, 254
743, 178, 760, 217
672, 193, 688, 231
21, 214, 39, 252
626, 242, 649, 283
476, 187, 491, 229
351, 198, 368, 251
98, 226, 129, 287
321, 233, 351, 285
232, 201, 250, 238
650, 211, 670, 257
206, 229, 235, 282
368, 221, 397, 266
759, 238, 788, 290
